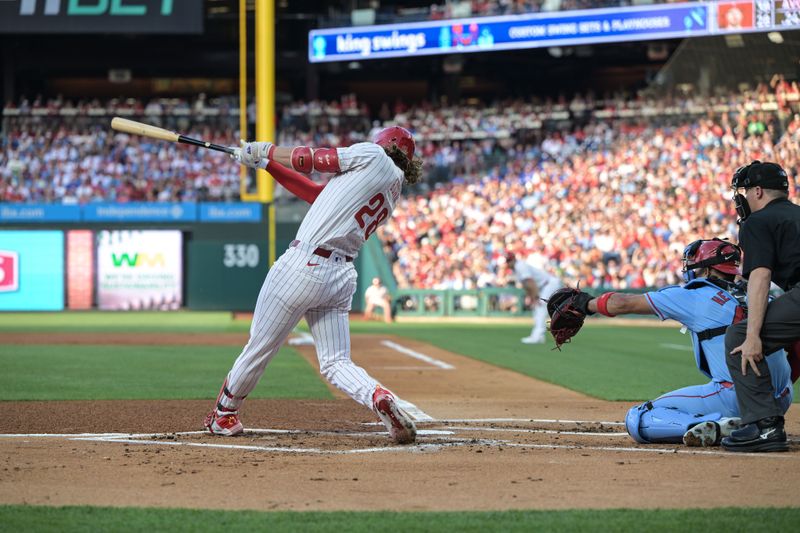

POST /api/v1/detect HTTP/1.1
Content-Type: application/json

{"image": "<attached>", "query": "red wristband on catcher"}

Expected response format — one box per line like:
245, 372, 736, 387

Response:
596, 292, 617, 317
291, 146, 314, 173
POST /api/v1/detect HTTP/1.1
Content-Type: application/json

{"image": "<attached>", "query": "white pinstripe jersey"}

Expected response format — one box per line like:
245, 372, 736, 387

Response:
296, 142, 403, 257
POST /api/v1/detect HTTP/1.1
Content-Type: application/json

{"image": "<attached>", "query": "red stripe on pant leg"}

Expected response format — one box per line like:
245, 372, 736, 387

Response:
656, 390, 724, 400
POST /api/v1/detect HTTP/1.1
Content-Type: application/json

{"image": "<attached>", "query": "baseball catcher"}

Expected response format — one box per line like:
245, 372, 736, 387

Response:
546, 238, 796, 448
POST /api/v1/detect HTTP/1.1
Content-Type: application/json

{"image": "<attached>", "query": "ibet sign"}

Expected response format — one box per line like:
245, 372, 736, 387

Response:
0, 0, 202, 33
19, 0, 175, 15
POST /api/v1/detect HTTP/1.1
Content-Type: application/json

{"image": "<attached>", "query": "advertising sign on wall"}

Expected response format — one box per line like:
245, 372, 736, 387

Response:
96, 230, 182, 311
0, 231, 65, 311
0, 251, 20, 293
0, 1, 203, 34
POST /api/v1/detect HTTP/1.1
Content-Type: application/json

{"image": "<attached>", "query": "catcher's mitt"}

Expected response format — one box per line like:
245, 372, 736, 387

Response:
546, 287, 594, 349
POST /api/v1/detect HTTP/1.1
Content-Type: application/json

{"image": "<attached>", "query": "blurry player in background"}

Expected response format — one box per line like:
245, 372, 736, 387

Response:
363, 277, 393, 324
508, 253, 563, 344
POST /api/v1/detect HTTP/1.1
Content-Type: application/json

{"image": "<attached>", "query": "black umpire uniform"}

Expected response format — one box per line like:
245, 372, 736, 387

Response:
723, 161, 800, 452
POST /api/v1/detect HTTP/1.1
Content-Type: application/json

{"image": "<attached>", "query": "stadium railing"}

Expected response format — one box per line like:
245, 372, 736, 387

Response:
394, 287, 527, 317
392, 287, 672, 317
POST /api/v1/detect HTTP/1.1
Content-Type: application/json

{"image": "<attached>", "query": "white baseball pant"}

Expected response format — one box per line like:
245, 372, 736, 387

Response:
531, 280, 563, 339
217, 241, 379, 411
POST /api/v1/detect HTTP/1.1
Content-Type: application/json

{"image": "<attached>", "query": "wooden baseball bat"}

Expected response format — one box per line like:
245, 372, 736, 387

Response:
110, 117, 235, 155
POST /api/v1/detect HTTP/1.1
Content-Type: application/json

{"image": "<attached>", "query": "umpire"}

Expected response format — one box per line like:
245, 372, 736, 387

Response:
722, 161, 800, 453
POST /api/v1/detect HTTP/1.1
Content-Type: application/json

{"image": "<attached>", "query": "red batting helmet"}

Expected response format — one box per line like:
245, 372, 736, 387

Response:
682, 238, 741, 282
373, 126, 415, 161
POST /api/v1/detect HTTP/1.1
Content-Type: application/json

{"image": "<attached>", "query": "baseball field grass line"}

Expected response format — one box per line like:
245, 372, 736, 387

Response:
0, 311, 251, 333
379, 339, 455, 369
0, 344, 332, 401
0, 314, 796, 403
1, 505, 798, 532
347, 322, 800, 403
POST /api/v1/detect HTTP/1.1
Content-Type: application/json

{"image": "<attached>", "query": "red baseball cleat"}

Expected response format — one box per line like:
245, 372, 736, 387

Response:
372, 385, 417, 445
204, 409, 244, 436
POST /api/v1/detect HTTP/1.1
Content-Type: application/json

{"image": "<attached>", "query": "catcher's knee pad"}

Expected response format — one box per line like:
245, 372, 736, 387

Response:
625, 402, 653, 444
626, 402, 722, 444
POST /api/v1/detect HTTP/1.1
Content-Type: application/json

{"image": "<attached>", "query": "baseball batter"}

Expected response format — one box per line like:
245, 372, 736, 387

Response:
509, 254, 563, 344
204, 127, 423, 444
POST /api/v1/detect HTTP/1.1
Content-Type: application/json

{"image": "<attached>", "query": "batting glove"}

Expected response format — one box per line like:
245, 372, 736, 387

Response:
233, 140, 274, 169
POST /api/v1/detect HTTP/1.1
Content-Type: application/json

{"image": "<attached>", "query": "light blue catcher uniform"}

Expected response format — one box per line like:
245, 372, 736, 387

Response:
625, 278, 793, 443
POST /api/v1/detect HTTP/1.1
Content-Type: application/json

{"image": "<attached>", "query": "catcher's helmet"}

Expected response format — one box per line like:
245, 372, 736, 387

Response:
682, 238, 741, 282
373, 126, 415, 161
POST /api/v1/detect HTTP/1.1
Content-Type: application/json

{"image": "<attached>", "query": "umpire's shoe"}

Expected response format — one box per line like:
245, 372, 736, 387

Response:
721, 416, 788, 453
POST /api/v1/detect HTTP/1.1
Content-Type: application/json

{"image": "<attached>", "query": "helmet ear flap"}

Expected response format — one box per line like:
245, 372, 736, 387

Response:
682, 239, 702, 282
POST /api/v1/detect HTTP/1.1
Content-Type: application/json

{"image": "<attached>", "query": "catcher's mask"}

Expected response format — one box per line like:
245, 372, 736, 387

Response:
731, 160, 789, 222
682, 238, 741, 283
373, 126, 416, 162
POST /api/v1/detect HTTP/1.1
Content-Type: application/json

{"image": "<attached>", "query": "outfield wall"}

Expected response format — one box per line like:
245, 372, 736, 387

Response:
0, 203, 271, 311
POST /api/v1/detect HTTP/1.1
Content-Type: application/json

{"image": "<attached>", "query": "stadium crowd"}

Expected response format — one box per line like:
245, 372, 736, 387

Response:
382, 113, 800, 291
380, 83, 800, 290
1, 96, 242, 203
325, 0, 674, 25
2, 81, 799, 289
430, 0, 651, 19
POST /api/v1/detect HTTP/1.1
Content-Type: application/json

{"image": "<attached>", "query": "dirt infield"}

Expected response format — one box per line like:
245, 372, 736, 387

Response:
1, 332, 798, 511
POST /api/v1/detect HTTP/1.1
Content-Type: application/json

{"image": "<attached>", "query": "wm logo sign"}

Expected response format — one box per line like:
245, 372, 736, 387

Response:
111, 253, 165, 268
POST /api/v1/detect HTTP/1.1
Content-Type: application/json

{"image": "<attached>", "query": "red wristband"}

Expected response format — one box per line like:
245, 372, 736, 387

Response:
312, 147, 341, 173
291, 146, 314, 173
267, 144, 275, 159
596, 292, 617, 317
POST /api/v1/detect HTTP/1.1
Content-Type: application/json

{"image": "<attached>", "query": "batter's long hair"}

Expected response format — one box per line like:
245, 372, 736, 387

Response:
385, 146, 423, 185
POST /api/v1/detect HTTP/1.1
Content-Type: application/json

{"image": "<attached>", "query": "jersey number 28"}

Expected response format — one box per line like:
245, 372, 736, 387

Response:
355, 192, 388, 239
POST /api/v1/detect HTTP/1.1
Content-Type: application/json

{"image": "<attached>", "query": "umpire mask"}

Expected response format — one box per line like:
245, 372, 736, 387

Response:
731, 160, 790, 222
731, 163, 753, 222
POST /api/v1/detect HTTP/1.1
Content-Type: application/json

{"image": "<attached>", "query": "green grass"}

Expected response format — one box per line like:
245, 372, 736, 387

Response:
0, 344, 332, 401
348, 321, 800, 402
0, 312, 250, 333
0, 505, 797, 532
0, 312, 795, 403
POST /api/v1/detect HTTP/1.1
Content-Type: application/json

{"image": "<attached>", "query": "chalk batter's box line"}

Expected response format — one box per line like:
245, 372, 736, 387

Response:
70, 434, 501, 455
65, 433, 800, 459
4, 429, 798, 459
363, 417, 627, 426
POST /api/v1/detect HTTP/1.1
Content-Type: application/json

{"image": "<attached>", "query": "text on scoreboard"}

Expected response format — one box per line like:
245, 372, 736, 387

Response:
309, 1, 800, 62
